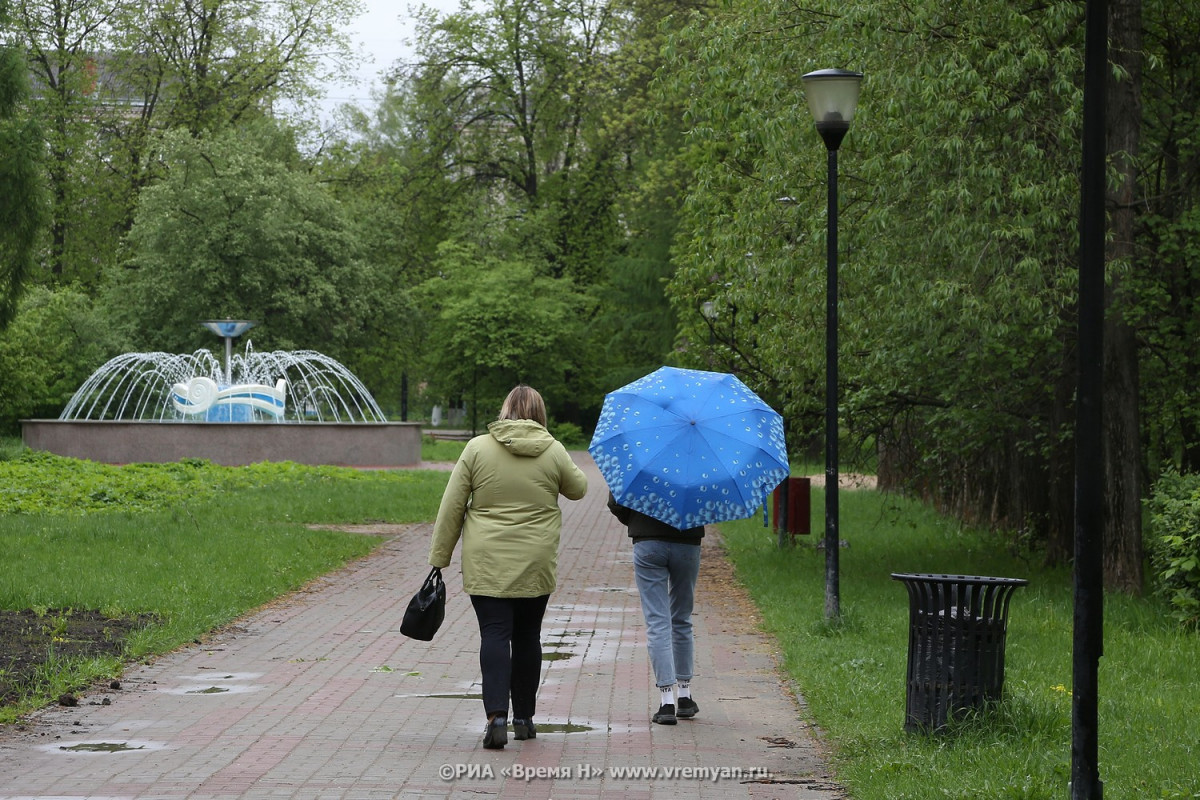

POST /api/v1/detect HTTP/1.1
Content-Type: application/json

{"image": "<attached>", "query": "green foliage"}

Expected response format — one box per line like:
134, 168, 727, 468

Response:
0, 451, 444, 517
417, 241, 595, 417
0, 286, 129, 432
548, 421, 587, 449
8, 0, 360, 286
661, 0, 1087, 551
351, 0, 687, 423
1148, 470, 1200, 628
113, 122, 375, 354
1134, 0, 1200, 473
0, 33, 48, 328
0, 436, 25, 461
719, 486, 1200, 799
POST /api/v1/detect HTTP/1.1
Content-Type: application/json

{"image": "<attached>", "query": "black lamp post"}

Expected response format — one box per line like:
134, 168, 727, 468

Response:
802, 68, 863, 620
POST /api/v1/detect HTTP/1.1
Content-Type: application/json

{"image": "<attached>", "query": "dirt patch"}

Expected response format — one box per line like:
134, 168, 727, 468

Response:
698, 533, 765, 633
804, 473, 877, 490
0, 609, 151, 709
305, 522, 423, 536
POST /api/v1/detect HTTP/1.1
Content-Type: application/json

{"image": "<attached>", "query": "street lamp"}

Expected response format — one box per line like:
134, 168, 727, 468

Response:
802, 68, 863, 620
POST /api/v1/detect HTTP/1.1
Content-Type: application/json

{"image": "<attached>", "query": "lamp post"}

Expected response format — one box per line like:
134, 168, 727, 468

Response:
1072, 1, 1106, 797
700, 300, 718, 370
802, 68, 863, 620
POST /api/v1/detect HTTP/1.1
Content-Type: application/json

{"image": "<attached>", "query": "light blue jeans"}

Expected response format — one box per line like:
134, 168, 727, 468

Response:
633, 540, 702, 688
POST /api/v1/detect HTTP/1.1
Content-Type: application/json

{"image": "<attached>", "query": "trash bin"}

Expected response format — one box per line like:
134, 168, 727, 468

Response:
890, 573, 1027, 732
772, 477, 811, 537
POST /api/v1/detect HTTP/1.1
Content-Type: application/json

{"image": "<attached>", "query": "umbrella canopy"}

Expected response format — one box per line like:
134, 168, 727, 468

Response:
588, 366, 789, 529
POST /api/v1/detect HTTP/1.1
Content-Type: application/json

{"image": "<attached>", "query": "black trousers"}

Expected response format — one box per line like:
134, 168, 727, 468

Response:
469, 594, 550, 719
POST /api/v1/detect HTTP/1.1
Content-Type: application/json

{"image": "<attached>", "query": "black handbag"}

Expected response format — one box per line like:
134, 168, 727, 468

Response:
400, 567, 446, 641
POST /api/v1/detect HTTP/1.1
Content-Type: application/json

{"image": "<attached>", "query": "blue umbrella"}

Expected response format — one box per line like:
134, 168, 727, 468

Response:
589, 366, 790, 529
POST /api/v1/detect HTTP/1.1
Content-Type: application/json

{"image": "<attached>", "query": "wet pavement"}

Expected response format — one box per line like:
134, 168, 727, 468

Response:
0, 454, 845, 799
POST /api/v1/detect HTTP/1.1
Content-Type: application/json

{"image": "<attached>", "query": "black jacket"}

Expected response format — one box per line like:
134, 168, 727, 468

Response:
606, 492, 704, 544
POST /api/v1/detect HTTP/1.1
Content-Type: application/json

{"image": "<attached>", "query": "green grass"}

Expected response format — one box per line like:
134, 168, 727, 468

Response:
0, 452, 451, 721
0, 436, 25, 461
717, 486, 1200, 800
421, 435, 466, 463
0, 435, 464, 465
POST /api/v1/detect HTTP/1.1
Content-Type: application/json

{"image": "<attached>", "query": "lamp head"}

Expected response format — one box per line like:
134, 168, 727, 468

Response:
802, 69, 864, 151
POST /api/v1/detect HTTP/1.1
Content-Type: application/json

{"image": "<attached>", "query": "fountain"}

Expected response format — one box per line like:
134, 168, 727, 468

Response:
21, 321, 421, 467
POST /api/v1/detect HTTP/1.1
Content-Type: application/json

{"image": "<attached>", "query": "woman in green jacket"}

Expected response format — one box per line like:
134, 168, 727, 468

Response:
429, 385, 588, 749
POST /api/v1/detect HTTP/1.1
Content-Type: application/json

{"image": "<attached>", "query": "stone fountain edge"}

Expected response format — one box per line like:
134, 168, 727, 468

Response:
20, 419, 423, 468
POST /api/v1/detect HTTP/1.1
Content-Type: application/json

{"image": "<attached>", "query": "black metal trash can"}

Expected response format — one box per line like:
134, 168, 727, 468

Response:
890, 573, 1027, 732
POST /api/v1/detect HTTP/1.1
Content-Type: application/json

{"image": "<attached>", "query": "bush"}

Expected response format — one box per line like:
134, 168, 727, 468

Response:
1147, 469, 1200, 628
0, 286, 128, 431
549, 420, 587, 448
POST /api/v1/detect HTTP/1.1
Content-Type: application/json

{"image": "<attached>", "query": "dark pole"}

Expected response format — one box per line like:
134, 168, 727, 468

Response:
803, 68, 860, 620
823, 143, 841, 619
400, 371, 408, 422
1073, 0, 1107, 797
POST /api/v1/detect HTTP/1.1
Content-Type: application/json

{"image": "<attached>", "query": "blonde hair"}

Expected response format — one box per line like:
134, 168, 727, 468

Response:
499, 385, 547, 427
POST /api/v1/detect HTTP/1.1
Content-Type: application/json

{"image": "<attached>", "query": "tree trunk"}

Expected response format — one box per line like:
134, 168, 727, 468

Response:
1102, 0, 1144, 594
1044, 366, 1078, 567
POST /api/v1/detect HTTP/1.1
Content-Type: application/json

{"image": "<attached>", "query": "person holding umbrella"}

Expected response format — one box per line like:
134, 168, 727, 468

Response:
589, 366, 789, 726
429, 385, 588, 749
607, 492, 704, 724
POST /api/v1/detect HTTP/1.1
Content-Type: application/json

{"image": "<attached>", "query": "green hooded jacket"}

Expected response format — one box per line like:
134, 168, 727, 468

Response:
429, 419, 588, 597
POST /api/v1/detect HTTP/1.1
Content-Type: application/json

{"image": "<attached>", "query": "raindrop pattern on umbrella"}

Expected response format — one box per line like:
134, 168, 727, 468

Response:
589, 366, 789, 529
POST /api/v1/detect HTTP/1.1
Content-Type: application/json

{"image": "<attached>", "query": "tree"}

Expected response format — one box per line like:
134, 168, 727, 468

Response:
662, 0, 1096, 569
0, 285, 127, 431
1102, 0, 1145, 592
1133, 0, 1200, 474
119, 0, 361, 135
417, 241, 591, 424
112, 122, 375, 355
10, 0, 361, 284
348, 0, 690, 421
10, 0, 126, 284
0, 1, 47, 328
402, 0, 632, 284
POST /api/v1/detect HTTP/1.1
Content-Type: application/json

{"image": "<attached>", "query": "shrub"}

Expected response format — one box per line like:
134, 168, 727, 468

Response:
1147, 469, 1200, 628
549, 420, 587, 448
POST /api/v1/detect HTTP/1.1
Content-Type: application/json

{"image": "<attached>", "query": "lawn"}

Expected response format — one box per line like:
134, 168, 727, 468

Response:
0, 442, 454, 721
715, 484, 1200, 800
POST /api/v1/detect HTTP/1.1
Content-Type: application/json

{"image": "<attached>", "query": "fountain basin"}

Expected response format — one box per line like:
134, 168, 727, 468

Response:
20, 420, 422, 468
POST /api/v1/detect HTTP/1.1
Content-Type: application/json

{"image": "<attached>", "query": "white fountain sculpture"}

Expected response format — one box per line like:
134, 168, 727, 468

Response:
170, 376, 289, 420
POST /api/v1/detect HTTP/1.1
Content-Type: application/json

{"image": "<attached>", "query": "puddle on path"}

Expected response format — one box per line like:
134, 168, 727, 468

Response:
179, 672, 261, 682
43, 739, 167, 755
531, 722, 594, 734
61, 742, 146, 753
161, 683, 261, 696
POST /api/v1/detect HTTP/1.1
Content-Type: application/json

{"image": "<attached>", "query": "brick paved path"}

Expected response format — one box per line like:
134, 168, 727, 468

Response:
0, 454, 845, 799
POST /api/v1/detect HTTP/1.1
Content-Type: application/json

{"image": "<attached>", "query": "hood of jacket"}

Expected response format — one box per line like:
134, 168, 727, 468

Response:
487, 418, 554, 457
